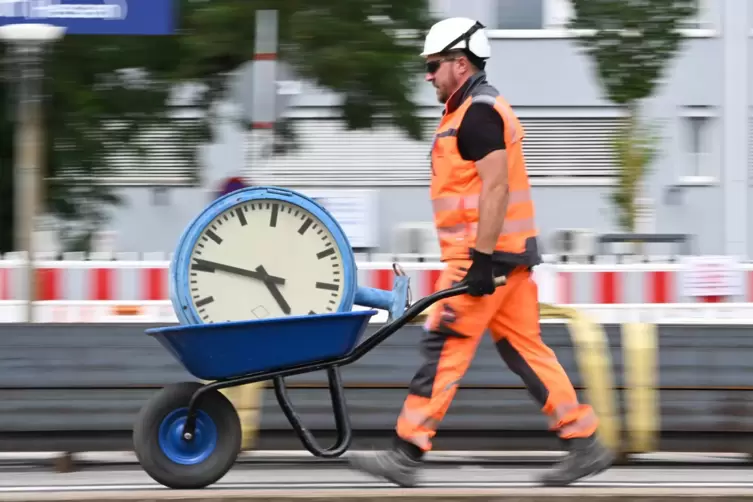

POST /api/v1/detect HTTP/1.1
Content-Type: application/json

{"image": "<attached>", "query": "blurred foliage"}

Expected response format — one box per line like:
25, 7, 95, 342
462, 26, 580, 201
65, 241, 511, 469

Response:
568, 0, 697, 232
0, 0, 435, 253
610, 110, 661, 232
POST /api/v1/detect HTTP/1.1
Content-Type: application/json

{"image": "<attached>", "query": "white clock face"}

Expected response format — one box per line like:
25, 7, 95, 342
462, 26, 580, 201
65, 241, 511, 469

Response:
186, 198, 346, 323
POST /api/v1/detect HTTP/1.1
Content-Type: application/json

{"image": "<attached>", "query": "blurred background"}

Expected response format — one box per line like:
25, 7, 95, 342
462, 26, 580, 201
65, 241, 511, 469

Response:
0, 0, 749, 469
0, 0, 746, 323
0, 0, 738, 258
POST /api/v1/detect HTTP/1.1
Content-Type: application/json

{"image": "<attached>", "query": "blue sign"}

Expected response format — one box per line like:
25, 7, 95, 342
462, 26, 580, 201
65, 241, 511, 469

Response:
0, 0, 175, 35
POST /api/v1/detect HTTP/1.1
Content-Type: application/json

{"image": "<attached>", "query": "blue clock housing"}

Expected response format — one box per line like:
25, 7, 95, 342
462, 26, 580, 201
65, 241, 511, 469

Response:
169, 185, 410, 328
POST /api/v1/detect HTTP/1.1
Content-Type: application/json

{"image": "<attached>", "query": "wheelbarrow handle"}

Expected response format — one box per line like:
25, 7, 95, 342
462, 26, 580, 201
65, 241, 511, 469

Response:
382, 274, 507, 331
437, 274, 508, 299
408, 273, 507, 318
416, 274, 507, 309
336, 275, 507, 366
351, 274, 508, 357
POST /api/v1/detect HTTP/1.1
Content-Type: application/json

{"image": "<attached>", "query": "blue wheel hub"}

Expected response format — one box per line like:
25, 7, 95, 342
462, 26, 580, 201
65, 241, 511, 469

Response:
158, 408, 218, 465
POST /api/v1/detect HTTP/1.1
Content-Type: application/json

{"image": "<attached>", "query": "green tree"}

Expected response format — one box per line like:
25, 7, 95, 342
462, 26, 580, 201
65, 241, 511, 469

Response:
0, 0, 434, 253
568, 0, 697, 232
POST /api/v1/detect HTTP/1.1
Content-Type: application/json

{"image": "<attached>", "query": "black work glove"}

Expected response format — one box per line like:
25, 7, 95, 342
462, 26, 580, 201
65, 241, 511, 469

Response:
464, 249, 495, 297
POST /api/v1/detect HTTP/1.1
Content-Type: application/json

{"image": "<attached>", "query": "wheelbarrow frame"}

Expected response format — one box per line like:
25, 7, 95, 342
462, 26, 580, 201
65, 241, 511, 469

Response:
178, 275, 507, 458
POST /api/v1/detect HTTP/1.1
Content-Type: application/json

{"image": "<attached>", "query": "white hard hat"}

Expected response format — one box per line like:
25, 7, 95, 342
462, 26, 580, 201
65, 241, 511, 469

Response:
421, 17, 490, 59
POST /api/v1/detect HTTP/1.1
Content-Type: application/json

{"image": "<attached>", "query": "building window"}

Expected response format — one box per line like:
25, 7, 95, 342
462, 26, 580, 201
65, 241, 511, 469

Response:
683, 115, 712, 178
678, 0, 713, 29
244, 116, 625, 187
495, 0, 544, 29
545, 0, 574, 29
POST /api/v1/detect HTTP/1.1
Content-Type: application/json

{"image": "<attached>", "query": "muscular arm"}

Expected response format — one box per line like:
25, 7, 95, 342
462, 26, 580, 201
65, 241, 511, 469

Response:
456, 102, 509, 255
475, 150, 509, 254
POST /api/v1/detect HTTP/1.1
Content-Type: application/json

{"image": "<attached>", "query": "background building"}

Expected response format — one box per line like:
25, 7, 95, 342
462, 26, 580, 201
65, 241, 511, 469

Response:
91, 0, 751, 259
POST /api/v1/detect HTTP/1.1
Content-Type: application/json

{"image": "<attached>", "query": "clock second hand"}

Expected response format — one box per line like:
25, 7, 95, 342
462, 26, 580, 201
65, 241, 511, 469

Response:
255, 265, 291, 315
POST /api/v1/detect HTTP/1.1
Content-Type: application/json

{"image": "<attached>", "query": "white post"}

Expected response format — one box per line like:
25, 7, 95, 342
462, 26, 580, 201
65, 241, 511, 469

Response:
0, 23, 65, 321
247, 10, 278, 173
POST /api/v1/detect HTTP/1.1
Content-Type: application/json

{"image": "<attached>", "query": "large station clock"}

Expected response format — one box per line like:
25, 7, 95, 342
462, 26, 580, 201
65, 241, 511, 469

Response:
170, 186, 358, 325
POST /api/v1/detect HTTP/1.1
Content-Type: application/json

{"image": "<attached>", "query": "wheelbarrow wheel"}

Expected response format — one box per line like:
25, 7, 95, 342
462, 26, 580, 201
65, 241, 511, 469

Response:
133, 381, 242, 489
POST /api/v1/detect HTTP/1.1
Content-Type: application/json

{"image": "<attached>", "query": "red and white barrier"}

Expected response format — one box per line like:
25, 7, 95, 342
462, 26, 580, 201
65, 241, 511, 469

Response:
0, 260, 169, 302
3, 260, 752, 303
551, 263, 753, 304
0, 258, 751, 323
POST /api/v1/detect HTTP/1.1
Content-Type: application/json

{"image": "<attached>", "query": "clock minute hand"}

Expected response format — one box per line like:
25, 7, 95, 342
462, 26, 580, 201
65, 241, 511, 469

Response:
193, 259, 285, 286
256, 265, 291, 315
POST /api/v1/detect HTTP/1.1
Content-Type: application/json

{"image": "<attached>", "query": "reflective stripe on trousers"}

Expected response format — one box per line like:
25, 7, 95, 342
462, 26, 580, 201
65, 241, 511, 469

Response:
396, 405, 443, 450
548, 402, 599, 437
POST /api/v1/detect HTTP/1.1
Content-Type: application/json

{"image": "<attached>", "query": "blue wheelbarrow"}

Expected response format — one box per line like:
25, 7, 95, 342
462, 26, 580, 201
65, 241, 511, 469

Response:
132, 275, 506, 489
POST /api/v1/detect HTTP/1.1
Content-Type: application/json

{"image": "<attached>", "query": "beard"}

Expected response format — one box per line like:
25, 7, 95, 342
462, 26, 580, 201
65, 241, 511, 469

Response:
434, 74, 457, 104
436, 87, 447, 103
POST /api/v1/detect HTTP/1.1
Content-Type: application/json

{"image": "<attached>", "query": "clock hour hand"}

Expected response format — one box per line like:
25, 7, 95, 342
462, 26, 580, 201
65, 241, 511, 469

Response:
192, 258, 285, 285
256, 265, 291, 315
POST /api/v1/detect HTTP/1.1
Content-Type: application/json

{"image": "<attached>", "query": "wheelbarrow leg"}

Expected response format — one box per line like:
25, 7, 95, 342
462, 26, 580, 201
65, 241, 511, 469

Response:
274, 366, 352, 458
181, 383, 217, 440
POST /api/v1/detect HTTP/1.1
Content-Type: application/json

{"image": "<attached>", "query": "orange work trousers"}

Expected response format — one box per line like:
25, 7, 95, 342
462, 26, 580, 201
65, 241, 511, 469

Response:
396, 261, 597, 452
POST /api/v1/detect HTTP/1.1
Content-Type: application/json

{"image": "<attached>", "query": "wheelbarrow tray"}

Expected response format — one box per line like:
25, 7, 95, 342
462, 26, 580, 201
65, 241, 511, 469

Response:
146, 310, 378, 381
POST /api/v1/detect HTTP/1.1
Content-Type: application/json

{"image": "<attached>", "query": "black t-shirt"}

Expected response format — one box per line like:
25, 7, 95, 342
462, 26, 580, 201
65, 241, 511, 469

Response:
456, 102, 507, 162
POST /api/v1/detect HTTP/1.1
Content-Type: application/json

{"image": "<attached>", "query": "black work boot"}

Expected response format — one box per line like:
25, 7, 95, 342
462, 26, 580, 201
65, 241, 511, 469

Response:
347, 438, 423, 487
538, 435, 614, 486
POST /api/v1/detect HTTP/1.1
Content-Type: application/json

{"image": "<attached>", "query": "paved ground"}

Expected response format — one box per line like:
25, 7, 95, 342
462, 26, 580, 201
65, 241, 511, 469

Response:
0, 451, 749, 500
0, 459, 751, 492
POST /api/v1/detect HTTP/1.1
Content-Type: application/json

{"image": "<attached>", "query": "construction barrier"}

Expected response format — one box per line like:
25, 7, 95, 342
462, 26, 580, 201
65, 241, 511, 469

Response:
0, 255, 752, 303
0, 257, 752, 323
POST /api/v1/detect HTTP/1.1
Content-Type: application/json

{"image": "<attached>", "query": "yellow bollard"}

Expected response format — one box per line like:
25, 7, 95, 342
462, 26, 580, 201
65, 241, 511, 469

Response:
621, 322, 660, 454
220, 383, 264, 450
200, 381, 265, 451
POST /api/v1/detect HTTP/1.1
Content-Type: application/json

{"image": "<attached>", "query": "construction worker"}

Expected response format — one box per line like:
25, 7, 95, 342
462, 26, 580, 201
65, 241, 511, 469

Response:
347, 17, 614, 487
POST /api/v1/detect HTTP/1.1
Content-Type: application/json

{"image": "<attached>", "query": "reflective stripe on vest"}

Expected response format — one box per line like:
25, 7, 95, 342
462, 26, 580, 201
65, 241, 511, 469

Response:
430, 93, 536, 261
432, 189, 531, 213
471, 94, 522, 144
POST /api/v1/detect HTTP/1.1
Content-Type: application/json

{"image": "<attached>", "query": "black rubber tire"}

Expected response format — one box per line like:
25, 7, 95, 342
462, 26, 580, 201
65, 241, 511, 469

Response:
132, 381, 241, 489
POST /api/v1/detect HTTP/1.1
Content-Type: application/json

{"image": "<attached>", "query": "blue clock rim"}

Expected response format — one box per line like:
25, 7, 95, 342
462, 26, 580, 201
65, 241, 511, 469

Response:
170, 185, 358, 326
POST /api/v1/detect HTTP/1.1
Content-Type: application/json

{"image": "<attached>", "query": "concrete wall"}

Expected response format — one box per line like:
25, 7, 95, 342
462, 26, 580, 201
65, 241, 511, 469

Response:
95, 0, 750, 258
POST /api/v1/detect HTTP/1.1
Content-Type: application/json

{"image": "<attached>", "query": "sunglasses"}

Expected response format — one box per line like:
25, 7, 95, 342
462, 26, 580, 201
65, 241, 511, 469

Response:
425, 57, 457, 74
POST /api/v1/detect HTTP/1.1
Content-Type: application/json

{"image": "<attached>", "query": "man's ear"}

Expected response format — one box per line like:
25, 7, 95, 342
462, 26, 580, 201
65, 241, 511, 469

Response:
460, 56, 477, 74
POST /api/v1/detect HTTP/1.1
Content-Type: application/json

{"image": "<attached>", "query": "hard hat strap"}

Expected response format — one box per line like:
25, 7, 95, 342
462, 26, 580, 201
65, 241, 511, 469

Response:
439, 20, 485, 55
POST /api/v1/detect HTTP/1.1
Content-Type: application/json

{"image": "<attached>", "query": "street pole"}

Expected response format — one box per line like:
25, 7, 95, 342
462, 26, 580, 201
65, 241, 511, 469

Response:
0, 24, 65, 322
247, 10, 278, 170
16, 42, 43, 323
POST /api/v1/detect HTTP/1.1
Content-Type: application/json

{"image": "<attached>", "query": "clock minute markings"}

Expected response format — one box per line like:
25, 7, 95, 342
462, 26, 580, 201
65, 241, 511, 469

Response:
205, 229, 222, 245
316, 282, 339, 291
317, 247, 335, 260
235, 207, 247, 226
270, 203, 279, 227
191, 260, 215, 273
195, 296, 215, 308
298, 217, 313, 235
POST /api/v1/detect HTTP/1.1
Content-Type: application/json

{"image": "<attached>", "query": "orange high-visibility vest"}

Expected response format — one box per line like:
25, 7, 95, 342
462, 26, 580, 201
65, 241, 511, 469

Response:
430, 91, 538, 263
